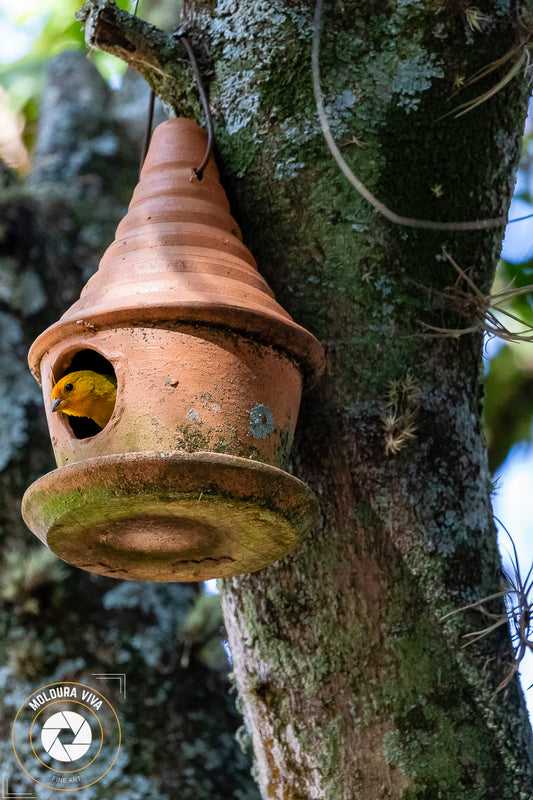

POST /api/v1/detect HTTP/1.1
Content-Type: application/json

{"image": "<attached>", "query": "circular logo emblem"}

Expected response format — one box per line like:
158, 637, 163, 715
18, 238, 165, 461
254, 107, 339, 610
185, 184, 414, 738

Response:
12, 682, 121, 792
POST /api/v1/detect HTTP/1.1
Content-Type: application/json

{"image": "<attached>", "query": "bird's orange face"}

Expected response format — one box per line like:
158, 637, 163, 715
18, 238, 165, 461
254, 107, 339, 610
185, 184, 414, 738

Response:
51, 374, 83, 416
52, 378, 73, 412
50, 370, 117, 429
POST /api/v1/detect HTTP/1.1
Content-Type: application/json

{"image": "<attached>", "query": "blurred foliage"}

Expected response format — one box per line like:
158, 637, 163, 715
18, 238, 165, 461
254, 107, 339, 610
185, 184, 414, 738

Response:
484, 337, 533, 472
0, 0, 183, 156
0, 546, 66, 615
483, 116, 533, 473
180, 593, 228, 670
0, 0, 130, 151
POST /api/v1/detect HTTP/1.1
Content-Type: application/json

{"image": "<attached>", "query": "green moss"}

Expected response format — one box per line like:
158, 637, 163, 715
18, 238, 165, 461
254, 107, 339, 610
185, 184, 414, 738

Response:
260, 48, 315, 121
7, 632, 45, 679
314, 718, 344, 797
276, 424, 294, 470
213, 437, 231, 453
175, 424, 211, 452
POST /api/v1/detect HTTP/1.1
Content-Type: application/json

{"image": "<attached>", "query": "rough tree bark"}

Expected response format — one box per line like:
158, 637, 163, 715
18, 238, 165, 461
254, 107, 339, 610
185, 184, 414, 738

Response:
62, 0, 533, 797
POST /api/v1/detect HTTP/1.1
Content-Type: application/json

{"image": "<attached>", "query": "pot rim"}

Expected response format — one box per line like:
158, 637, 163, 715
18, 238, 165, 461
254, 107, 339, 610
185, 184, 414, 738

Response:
28, 303, 325, 387
22, 450, 319, 582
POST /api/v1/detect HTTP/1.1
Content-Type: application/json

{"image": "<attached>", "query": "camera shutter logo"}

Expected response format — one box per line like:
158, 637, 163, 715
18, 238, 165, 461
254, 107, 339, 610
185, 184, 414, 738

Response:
41, 711, 92, 762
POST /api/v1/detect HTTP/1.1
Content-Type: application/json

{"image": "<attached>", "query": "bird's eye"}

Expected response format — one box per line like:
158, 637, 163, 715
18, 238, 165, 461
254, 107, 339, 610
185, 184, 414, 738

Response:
65, 383, 74, 392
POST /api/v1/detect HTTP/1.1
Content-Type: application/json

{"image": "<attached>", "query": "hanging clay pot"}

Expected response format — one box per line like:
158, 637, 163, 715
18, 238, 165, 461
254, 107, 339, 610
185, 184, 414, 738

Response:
22, 118, 325, 582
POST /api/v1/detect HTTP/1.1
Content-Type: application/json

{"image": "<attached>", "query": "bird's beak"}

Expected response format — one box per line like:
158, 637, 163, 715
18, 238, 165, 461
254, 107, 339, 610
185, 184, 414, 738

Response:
52, 398, 63, 412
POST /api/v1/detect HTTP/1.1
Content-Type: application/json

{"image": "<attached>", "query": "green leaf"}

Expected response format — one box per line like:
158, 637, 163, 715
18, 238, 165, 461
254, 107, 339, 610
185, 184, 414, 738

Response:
484, 344, 533, 472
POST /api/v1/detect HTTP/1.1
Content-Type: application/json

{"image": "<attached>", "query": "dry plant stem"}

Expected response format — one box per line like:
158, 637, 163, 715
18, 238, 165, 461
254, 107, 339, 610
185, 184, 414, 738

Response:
76, 0, 192, 109
450, 45, 524, 97
453, 52, 526, 118
442, 526, 533, 697
440, 46, 528, 120
415, 249, 533, 342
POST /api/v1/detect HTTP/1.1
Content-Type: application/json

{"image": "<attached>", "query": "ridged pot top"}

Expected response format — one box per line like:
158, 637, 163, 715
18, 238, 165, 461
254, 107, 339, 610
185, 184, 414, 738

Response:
28, 118, 325, 384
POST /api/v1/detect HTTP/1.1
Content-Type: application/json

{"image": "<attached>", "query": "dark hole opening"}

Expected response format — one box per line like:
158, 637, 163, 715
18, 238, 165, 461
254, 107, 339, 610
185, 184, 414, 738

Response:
55, 349, 116, 440
69, 416, 102, 439
67, 350, 115, 376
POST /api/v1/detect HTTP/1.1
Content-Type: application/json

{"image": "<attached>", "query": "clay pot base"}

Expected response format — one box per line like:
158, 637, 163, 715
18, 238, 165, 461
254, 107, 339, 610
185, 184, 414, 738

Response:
22, 451, 318, 582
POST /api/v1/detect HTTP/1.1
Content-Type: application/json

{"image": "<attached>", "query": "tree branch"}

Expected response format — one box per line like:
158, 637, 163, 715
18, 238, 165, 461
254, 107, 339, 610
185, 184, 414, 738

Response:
76, 0, 199, 114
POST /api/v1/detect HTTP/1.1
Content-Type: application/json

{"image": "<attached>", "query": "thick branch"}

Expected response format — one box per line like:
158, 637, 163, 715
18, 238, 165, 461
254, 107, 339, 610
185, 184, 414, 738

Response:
76, 0, 198, 113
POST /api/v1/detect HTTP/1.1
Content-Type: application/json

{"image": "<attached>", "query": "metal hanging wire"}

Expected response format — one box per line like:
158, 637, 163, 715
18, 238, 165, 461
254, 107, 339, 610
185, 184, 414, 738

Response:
139, 89, 156, 176
180, 35, 213, 180
134, 21, 213, 179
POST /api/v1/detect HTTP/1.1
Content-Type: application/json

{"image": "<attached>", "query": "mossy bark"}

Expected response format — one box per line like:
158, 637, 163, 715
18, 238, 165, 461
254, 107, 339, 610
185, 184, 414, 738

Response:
61, 0, 533, 795
183, 1, 533, 797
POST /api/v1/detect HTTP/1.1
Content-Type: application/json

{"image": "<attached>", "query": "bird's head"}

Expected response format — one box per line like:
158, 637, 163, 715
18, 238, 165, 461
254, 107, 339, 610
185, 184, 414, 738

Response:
50, 369, 117, 430
51, 371, 96, 417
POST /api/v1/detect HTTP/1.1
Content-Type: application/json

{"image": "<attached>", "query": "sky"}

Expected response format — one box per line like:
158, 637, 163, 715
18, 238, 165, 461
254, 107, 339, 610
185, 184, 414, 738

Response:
0, 0, 54, 63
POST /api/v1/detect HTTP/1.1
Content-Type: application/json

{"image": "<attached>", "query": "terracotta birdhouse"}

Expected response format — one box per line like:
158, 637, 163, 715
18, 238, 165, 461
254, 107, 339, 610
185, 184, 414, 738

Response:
22, 118, 325, 582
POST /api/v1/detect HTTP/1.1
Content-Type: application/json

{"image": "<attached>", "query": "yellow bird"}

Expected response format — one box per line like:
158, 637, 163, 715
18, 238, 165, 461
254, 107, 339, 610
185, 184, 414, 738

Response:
51, 371, 117, 429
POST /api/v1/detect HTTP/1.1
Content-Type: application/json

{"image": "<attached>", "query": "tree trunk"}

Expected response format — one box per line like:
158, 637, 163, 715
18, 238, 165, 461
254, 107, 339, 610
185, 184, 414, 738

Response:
28, 0, 533, 796
188, 1, 533, 796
